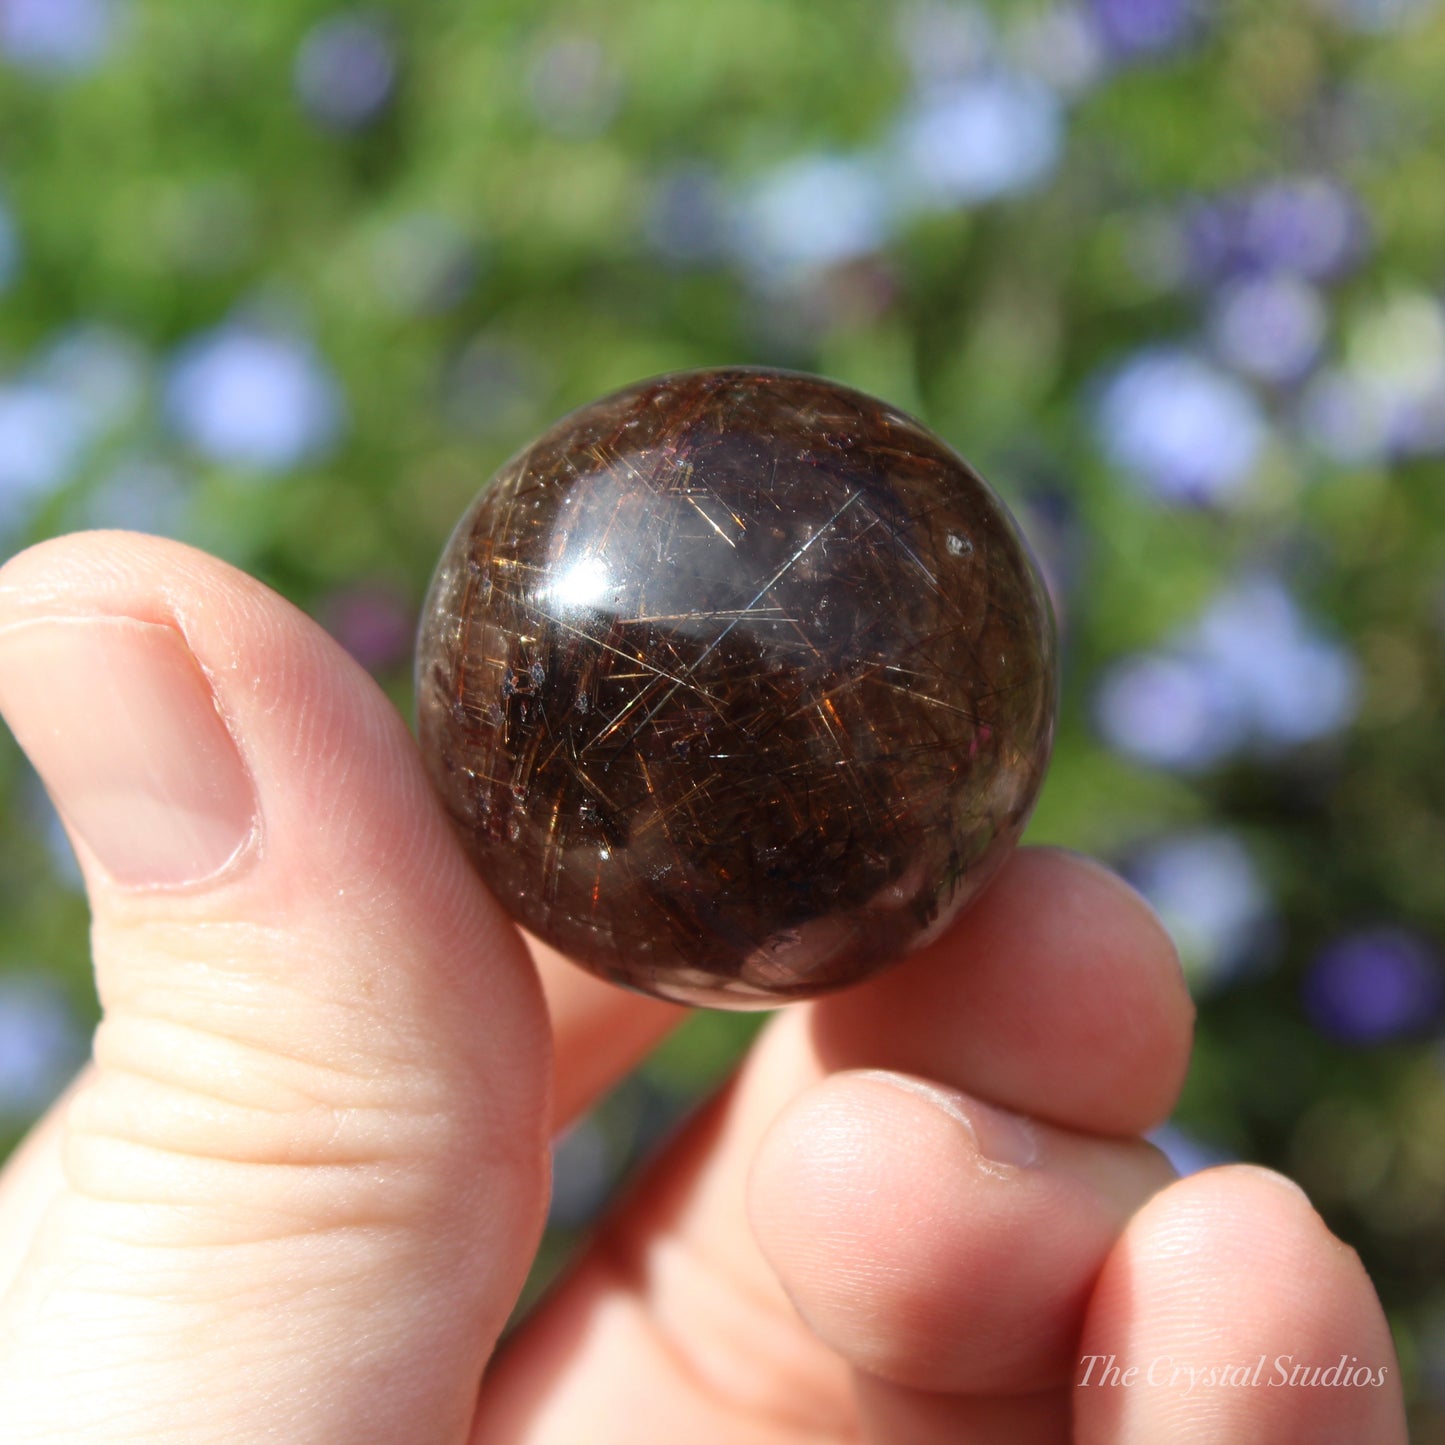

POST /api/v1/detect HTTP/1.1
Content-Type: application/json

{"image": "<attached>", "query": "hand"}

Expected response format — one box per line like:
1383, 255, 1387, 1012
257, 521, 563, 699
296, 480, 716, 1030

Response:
0, 532, 1406, 1443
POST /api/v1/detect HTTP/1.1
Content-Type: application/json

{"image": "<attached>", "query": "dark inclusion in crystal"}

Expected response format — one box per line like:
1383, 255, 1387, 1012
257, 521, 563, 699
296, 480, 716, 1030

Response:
417, 367, 1057, 1008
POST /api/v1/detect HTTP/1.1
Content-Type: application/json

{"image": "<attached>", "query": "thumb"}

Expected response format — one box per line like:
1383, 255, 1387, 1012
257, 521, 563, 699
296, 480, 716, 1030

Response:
0, 531, 551, 1445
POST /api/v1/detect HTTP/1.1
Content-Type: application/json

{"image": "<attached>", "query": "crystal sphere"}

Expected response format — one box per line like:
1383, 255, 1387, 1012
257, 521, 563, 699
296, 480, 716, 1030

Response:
416, 368, 1056, 1007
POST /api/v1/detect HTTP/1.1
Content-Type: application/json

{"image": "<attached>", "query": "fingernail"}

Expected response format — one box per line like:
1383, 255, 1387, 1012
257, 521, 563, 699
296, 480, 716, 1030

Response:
853, 1069, 1040, 1168
1055, 847, 1193, 1000
0, 617, 257, 888
1236, 1164, 1311, 1205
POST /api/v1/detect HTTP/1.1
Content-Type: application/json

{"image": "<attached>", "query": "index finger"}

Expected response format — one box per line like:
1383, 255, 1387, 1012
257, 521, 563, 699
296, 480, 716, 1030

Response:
537, 843, 1191, 1139
810, 845, 1194, 1135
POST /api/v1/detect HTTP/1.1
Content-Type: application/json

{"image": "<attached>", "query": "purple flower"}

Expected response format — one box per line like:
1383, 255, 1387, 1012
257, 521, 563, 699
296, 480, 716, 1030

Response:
1126, 830, 1273, 991
1088, 0, 1201, 59
1302, 291, 1445, 462
319, 583, 414, 673
737, 154, 892, 281
77, 455, 190, 537
0, 0, 120, 76
0, 382, 90, 535
1192, 576, 1358, 748
1095, 347, 1268, 505
295, 13, 396, 131
1094, 652, 1245, 771
1184, 178, 1366, 286
1148, 1123, 1233, 1175
894, 1, 995, 85
1009, 5, 1106, 96
1297, 369, 1388, 466
1304, 929, 1444, 1044
1246, 177, 1366, 281
0, 326, 157, 542
645, 165, 732, 266
165, 324, 344, 474
893, 70, 1063, 208
34, 324, 149, 432
1096, 573, 1359, 770
0, 973, 86, 1117
1208, 273, 1326, 385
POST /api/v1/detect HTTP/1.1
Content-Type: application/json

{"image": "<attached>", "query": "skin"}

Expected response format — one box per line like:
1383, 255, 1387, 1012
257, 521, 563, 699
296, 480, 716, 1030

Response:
0, 532, 1409, 1444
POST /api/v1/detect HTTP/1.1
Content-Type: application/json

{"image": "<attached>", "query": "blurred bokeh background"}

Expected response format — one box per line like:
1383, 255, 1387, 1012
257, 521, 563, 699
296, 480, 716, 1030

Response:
0, 0, 1442, 1428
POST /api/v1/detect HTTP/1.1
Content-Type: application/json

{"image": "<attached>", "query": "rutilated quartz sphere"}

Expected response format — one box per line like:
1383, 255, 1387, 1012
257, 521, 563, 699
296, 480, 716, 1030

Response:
416, 367, 1057, 1008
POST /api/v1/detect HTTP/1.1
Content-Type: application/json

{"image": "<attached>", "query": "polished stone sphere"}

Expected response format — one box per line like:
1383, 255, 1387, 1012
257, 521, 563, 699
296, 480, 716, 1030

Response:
416, 367, 1056, 1007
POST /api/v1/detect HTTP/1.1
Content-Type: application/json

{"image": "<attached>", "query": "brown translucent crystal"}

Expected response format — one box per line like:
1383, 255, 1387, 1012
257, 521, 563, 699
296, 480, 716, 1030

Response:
416, 367, 1056, 1008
